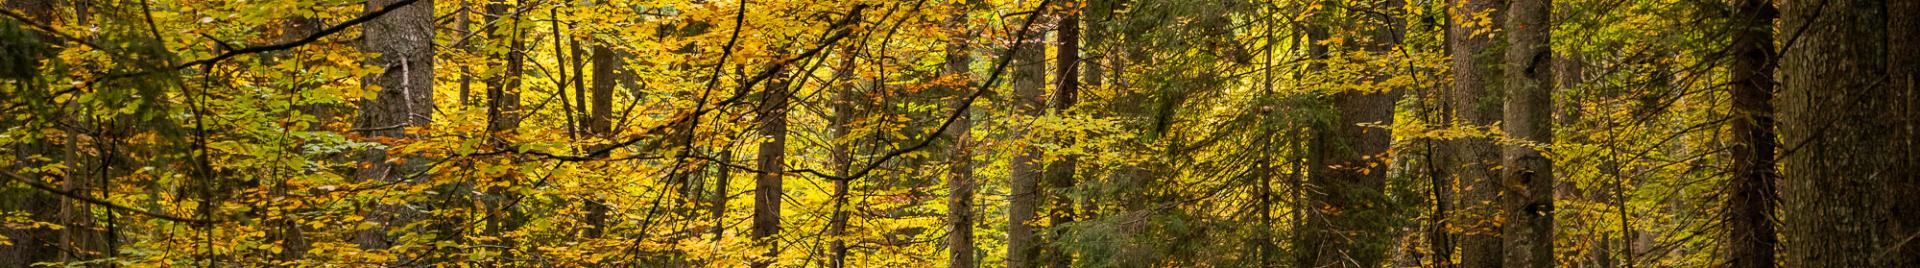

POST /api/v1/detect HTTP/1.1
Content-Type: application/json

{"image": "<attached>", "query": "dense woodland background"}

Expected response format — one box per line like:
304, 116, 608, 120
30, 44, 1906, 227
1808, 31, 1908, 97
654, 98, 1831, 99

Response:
1, 0, 1915, 266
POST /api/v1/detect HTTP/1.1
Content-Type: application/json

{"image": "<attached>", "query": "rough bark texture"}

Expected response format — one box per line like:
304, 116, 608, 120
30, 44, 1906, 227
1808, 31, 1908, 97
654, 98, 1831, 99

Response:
1297, 2, 1401, 265
1500, 0, 1553, 266
751, 75, 791, 268
1884, 0, 1919, 266
1725, 0, 1778, 266
1778, 0, 1890, 266
1006, 8, 1048, 268
352, 0, 434, 250
1447, 0, 1506, 265
943, 0, 980, 266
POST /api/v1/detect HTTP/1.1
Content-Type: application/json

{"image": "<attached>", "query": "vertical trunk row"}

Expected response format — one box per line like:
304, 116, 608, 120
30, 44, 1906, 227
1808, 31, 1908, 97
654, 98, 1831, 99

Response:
1446, 0, 1506, 265
1724, 0, 1777, 266
1005, 3, 1049, 267
1043, 7, 1080, 268
1500, 0, 1553, 265
750, 74, 791, 268
1778, 0, 1890, 266
943, 0, 980, 266
353, 0, 435, 250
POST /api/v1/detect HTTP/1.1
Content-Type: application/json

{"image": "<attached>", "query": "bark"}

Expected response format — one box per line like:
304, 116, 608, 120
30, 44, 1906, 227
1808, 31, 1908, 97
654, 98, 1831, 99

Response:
1501, 0, 1554, 266
943, 1, 980, 267
751, 74, 791, 268
1298, 1, 1401, 265
1778, 0, 1891, 266
481, 0, 525, 244
1447, 0, 1506, 265
827, 60, 856, 268
711, 150, 732, 241
1006, 6, 1049, 268
1043, 9, 1080, 268
584, 43, 617, 238
1725, 0, 1778, 266
352, 0, 435, 250
1883, 0, 1920, 266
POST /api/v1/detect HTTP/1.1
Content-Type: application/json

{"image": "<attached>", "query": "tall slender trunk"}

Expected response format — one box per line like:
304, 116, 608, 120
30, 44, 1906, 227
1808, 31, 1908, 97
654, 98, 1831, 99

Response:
584, 42, 618, 238
711, 150, 732, 241
1724, 0, 1777, 266
826, 58, 857, 268
1500, 0, 1554, 266
1006, 4, 1050, 267
751, 74, 791, 268
1779, 0, 1891, 266
943, 1, 981, 267
1043, 8, 1080, 268
353, 0, 435, 250
1447, 0, 1506, 265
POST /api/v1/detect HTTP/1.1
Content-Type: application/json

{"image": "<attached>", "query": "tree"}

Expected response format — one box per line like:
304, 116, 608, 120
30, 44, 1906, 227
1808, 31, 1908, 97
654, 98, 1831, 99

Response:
1044, 4, 1080, 268
1006, 2, 1050, 267
752, 73, 791, 268
1778, 0, 1893, 266
943, 0, 981, 267
352, 0, 435, 250
1724, 0, 1777, 266
1883, 0, 1919, 266
1297, 0, 1402, 266
1500, 0, 1553, 265
1446, 0, 1506, 264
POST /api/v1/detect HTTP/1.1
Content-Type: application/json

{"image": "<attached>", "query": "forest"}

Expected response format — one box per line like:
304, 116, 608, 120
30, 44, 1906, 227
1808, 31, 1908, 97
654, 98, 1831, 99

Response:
1, 0, 1915, 266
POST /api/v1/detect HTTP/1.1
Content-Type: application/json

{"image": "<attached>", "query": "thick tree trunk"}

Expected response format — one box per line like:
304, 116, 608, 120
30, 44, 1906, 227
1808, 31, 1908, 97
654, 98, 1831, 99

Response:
1298, 2, 1401, 266
1006, 6, 1049, 268
352, 0, 435, 250
751, 75, 791, 268
1883, 0, 1919, 266
1725, 0, 1778, 266
1778, 0, 1891, 266
1500, 0, 1554, 266
1447, 0, 1506, 265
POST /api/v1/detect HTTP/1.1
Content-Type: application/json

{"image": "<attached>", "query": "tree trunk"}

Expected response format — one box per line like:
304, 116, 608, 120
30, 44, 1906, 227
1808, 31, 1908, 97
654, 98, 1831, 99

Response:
943, 1, 980, 267
1043, 9, 1080, 268
1447, 0, 1506, 265
1006, 5, 1049, 268
352, 0, 435, 250
751, 74, 791, 268
584, 42, 618, 238
1298, 1, 1400, 265
1778, 0, 1891, 266
711, 150, 731, 241
1500, 0, 1554, 266
1882, 0, 1919, 266
1725, 0, 1778, 266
